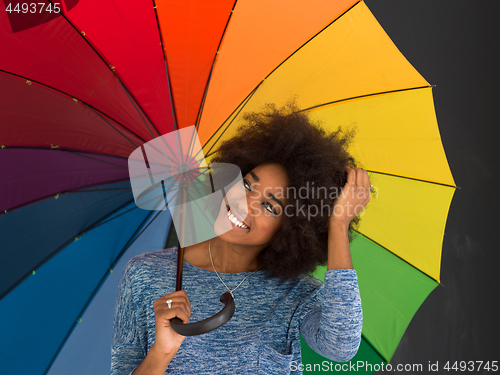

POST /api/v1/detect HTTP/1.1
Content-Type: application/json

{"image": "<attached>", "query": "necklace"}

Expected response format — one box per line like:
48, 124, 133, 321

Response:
208, 238, 262, 298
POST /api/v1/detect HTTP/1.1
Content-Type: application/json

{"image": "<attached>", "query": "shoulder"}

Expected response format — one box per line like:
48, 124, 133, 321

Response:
122, 246, 178, 281
264, 272, 325, 302
295, 273, 324, 291
291, 270, 361, 304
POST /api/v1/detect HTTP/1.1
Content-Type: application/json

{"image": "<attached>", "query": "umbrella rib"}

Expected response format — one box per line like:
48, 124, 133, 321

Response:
366, 168, 457, 189
110, 200, 170, 272
85, 181, 184, 231
136, 128, 199, 187
194, 0, 239, 132
360, 334, 389, 364
0, 184, 180, 302
260, 1, 361, 82
1, 176, 131, 215
198, 1, 360, 157
74, 185, 179, 233
0, 147, 131, 170
151, 0, 179, 132
185, 1, 239, 165
149, 0, 201, 178
83, 188, 176, 229
0, 71, 178, 168
0, 70, 151, 147
3, 163, 192, 212
43, 1, 186, 179
34, 119, 194, 197
193, 46, 216, 133
0, 152, 212, 215
138, 140, 183, 188
300, 86, 433, 114
45, 0, 164, 141
353, 230, 441, 284
1, 147, 178, 214
201, 84, 262, 159
0, 195, 134, 301
53, 150, 131, 170
149, 0, 207, 179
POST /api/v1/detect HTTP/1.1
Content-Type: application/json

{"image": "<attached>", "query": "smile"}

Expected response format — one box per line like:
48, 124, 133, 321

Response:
226, 207, 250, 229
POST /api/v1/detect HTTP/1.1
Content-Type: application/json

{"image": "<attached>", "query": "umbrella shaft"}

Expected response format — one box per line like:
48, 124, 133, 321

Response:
176, 241, 183, 291
175, 187, 188, 291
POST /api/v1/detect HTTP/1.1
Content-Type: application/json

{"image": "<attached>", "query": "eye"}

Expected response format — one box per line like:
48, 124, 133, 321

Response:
243, 178, 251, 191
243, 178, 278, 216
263, 202, 277, 215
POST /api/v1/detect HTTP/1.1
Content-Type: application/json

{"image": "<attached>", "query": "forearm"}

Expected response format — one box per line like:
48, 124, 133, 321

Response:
132, 343, 178, 375
327, 219, 353, 270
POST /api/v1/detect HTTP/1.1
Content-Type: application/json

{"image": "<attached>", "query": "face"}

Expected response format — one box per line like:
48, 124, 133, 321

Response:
214, 162, 289, 249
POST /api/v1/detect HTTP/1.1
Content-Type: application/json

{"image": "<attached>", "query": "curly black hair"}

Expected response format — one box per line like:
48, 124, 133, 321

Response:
209, 102, 361, 281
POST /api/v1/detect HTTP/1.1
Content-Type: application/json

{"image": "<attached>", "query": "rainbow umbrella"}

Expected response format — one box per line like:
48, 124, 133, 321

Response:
0, 0, 455, 374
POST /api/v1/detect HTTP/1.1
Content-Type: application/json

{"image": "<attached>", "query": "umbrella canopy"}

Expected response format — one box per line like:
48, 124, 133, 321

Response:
0, 0, 455, 374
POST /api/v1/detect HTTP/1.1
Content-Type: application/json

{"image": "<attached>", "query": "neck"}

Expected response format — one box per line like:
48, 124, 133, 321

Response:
209, 237, 264, 273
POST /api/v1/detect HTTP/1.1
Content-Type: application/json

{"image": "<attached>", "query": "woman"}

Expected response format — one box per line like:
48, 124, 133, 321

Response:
111, 104, 370, 374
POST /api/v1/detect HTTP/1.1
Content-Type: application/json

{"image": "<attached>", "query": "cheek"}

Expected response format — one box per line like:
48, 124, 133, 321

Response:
249, 200, 261, 214
259, 216, 282, 238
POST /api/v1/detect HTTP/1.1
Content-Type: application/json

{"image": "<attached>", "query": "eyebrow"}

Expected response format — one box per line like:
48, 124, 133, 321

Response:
248, 171, 284, 209
249, 171, 259, 181
267, 192, 284, 210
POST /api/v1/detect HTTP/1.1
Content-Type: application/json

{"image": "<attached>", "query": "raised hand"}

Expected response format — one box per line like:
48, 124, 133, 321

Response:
330, 166, 371, 228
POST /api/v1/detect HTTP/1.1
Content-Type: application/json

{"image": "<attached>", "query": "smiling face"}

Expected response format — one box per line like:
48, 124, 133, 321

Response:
214, 162, 289, 250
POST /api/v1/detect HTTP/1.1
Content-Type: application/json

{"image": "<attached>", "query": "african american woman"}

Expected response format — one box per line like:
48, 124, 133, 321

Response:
111, 104, 371, 374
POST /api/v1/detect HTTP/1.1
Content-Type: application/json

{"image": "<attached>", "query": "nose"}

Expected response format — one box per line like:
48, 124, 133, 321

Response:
231, 196, 249, 220
225, 180, 251, 217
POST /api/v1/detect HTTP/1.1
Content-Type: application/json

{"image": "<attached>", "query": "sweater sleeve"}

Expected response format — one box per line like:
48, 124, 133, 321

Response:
111, 259, 145, 375
299, 269, 362, 362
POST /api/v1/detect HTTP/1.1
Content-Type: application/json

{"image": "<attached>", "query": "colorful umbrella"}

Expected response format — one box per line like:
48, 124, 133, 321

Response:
0, 0, 455, 374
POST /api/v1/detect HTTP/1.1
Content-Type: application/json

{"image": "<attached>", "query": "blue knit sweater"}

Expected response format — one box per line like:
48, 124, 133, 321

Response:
111, 247, 362, 374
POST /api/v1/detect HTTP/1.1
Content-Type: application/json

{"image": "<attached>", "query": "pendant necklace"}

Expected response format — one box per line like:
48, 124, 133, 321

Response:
208, 238, 262, 298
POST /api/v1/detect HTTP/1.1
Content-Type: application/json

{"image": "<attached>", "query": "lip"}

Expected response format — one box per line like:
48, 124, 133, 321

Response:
225, 206, 250, 230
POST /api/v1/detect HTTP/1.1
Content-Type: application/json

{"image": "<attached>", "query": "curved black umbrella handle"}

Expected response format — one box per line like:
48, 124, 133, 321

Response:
170, 292, 235, 336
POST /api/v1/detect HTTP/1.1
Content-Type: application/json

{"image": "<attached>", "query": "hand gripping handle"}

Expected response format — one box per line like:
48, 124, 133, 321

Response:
170, 292, 235, 336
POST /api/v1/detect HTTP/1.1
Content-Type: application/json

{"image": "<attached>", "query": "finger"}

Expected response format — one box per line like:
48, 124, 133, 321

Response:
364, 171, 371, 196
169, 304, 191, 322
155, 292, 191, 315
362, 171, 371, 202
156, 302, 191, 323
170, 296, 191, 315
344, 166, 356, 185
158, 290, 190, 305
356, 168, 364, 187
155, 295, 183, 307
160, 290, 189, 299
178, 290, 191, 311
157, 296, 191, 315
356, 168, 367, 191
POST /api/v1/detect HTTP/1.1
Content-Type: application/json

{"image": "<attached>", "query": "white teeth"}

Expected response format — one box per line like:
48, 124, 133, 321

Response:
228, 210, 249, 229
